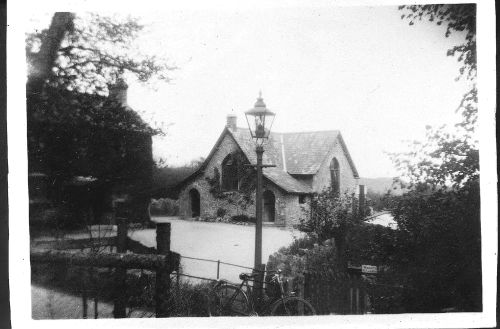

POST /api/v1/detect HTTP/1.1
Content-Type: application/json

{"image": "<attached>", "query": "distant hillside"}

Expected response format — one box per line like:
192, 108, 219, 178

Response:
359, 177, 404, 195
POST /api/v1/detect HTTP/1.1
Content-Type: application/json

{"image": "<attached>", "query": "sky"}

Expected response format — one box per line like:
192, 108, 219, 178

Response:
27, 5, 471, 178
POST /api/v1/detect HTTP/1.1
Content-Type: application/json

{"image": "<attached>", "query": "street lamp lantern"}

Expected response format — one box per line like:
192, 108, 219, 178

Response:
245, 92, 275, 146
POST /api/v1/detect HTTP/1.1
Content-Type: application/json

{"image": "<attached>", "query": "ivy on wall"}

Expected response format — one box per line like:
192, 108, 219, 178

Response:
205, 152, 256, 211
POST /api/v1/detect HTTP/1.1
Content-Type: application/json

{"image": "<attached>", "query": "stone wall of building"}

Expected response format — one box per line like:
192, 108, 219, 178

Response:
178, 132, 355, 226
312, 138, 359, 195
178, 133, 304, 226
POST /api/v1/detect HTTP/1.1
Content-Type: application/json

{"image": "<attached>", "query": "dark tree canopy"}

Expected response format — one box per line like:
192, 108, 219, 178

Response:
26, 13, 174, 224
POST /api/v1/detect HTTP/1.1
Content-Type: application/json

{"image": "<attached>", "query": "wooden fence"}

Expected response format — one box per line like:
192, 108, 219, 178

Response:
30, 218, 180, 318
295, 270, 369, 315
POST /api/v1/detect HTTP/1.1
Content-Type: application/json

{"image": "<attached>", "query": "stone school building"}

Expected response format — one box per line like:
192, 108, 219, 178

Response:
177, 96, 360, 226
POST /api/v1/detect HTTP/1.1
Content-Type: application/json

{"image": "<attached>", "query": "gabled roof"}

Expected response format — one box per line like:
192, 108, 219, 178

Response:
228, 128, 359, 178
180, 126, 359, 194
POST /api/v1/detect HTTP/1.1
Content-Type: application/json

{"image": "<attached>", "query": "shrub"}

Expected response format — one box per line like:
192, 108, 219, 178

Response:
31, 262, 214, 317
149, 198, 179, 216
230, 214, 256, 223
281, 236, 316, 255
216, 207, 227, 218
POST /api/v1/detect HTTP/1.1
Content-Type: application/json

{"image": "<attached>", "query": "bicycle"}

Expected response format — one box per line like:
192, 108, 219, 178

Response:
208, 269, 316, 316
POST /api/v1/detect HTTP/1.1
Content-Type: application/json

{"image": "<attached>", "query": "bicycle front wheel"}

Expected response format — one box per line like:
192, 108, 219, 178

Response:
210, 284, 251, 316
270, 296, 316, 316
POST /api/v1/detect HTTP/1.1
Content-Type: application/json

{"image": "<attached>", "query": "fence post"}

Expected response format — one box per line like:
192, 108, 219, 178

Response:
349, 287, 353, 314
155, 222, 171, 317
298, 275, 305, 315
113, 211, 128, 318
216, 260, 220, 280
356, 287, 360, 314
82, 271, 88, 319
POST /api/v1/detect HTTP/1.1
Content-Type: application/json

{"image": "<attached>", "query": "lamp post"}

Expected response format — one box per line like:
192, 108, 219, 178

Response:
244, 92, 275, 281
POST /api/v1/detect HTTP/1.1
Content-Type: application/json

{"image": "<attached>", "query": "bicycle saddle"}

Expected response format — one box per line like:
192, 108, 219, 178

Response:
239, 272, 259, 280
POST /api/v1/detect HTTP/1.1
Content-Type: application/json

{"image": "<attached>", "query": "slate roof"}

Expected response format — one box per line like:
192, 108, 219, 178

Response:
262, 167, 313, 194
228, 128, 359, 176
180, 125, 359, 194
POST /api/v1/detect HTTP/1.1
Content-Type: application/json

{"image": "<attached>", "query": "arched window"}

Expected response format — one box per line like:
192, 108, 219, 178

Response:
330, 158, 340, 195
221, 154, 240, 191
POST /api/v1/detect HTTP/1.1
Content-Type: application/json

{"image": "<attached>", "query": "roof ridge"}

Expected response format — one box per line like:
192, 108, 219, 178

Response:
234, 127, 340, 135
279, 129, 339, 134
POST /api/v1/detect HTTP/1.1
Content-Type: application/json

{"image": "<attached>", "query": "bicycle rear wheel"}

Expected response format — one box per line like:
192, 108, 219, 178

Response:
210, 284, 251, 316
270, 296, 316, 316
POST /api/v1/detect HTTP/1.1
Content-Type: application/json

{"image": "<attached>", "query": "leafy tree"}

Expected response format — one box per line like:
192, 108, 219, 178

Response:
371, 5, 482, 312
395, 4, 477, 189
298, 188, 361, 269
26, 12, 174, 95
386, 183, 481, 312
26, 12, 174, 225
400, 4, 476, 80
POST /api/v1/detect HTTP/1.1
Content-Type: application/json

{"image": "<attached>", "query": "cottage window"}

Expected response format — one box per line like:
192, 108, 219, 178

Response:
299, 195, 306, 204
221, 154, 240, 191
330, 158, 340, 195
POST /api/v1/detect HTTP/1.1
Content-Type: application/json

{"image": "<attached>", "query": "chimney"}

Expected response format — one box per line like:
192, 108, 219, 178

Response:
226, 114, 237, 131
108, 77, 128, 106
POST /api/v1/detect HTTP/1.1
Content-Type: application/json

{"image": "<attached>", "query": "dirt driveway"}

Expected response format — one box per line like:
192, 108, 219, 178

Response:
130, 217, 303, 283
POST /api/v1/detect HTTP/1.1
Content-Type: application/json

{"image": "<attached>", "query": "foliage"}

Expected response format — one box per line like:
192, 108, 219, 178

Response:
149, 198, 179, 216
385, 182, 482, 312
386, 7, 482, 312
298, 187, 362, 270
31, 262, 213, 317
399, 4, 476, 80
230, 214, 255, 223
267, 236, 319, 277
205, 152, 256, 210
151, 161, 201, 198
396, 4, 478, 190
390, 124, 478, 189
216, 207, 227, 218
366, 190, 391, 212
344, 223, 397, 267
26, 13, 175, 226
26, 13, 175, 95
298, 188, 360, 243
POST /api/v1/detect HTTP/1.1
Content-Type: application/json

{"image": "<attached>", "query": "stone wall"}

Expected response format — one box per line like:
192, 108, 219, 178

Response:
312, 138, 359, 195
178, 133, 313, 226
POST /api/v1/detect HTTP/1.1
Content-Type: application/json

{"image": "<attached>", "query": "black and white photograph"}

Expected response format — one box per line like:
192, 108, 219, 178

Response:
7, 0, 497, 328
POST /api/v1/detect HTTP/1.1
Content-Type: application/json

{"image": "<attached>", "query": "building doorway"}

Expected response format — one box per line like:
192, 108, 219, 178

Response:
189, 188, 200, 217
263, 190, 275, 222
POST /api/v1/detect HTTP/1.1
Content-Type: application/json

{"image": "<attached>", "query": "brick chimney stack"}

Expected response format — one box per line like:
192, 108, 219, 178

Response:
109, 77, 128, 106
226, 114, 237, 131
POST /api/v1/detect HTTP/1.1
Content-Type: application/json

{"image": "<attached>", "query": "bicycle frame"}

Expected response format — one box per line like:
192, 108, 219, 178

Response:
234, 272, 290, 315
212, 271, 315, 316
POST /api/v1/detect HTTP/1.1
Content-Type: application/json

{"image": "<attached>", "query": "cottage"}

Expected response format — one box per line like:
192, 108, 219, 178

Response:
177, 95, 360, 226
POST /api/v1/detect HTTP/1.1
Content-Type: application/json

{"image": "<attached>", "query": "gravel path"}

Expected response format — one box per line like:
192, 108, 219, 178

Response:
130, 217, 302, 282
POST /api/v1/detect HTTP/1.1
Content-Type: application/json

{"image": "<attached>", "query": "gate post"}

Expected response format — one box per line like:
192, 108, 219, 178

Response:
155, 222, 171, 317
113, 203, 128, 318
